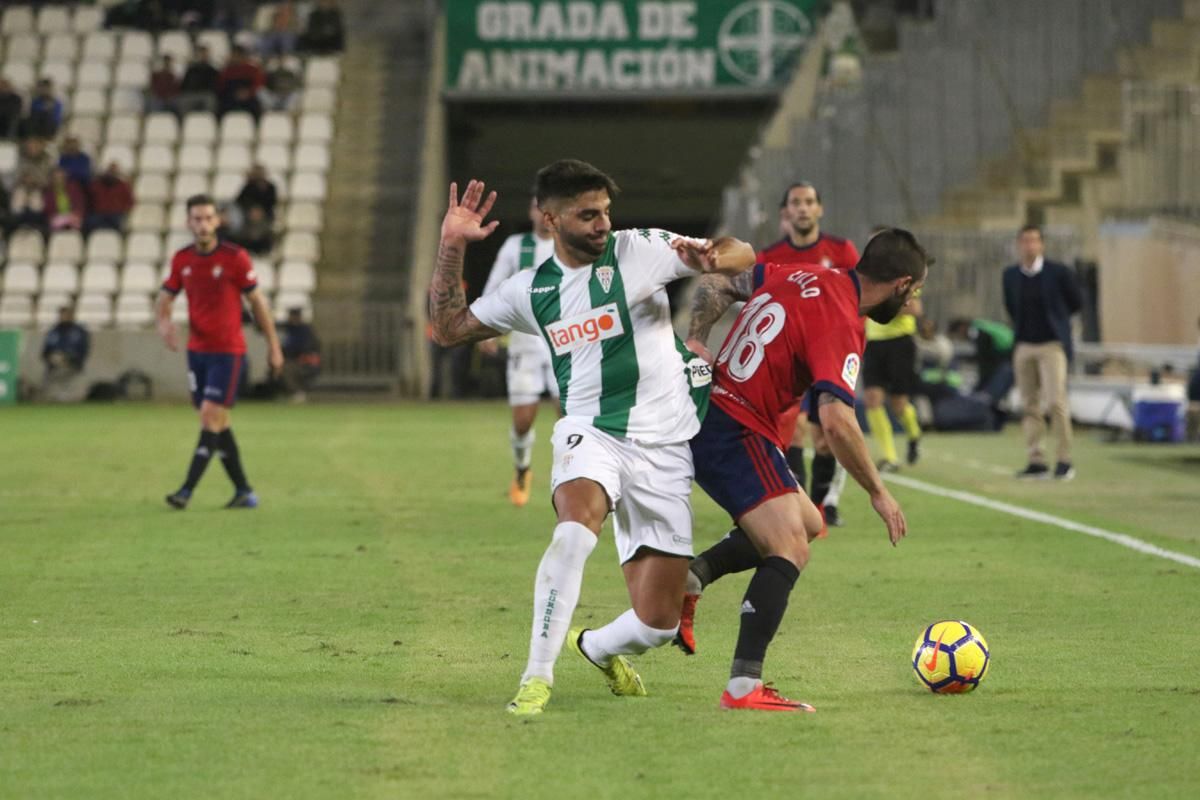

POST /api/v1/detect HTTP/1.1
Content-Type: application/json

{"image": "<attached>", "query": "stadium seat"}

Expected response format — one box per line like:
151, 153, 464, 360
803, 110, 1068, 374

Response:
216, 143, 252, 173
220, 112, 255, 144
42, 263, 80, 294
74, 61, 112, 90
75, 294, 113, 327
2, 62, 36, 91
277, 260, 316, 292
172, 172, 210, 201
170, 293, 188, 323
254, 142, 291, 174
8, 230, 44, 263
294, 143, 330, 173
81, 31, 118, 63
1, 262, 39, 294
126, 232, 164, 263
99, 143, 136, 174
134, 173, 171, 203
35, 293, 72, 327
115, 293, 154, 327
284, 202, 323, 233
70, 87, 107, 116
114, 61, 150, 89
0, 141, 18, 176
258, 112, 294, 145
6, 36, 40, 63
250, 259, 276, 292
44, 34, 80, 64
252, 4, 276, 32
166, 200, 190, 228
182, 112, 217, 145
105, 114, 142, 146
138, 143, 175, 174
36, 6, 72, 34
165, 230, 191, 254
196, 30, 230, 64
67, 115, 104, 148
300, 88, 336, 114
86, 230, 124, 263
143, 112, 179, 145
120, 262, 159, 294
288, 172, 326, 202
47, 231, 85, 264
110, 87, 143, 114
81, 262, 120, 294
274, 291, 311, 319
305, 57, 341, 88
0, 295, 34, 327
178, 143, 214, 173
129, 203, 166, 233
73, 6, 104, 35
211, 172, 242, 204
157, 31, 192, 63
298, 114, 332, 144
119, 31, 155, 63
1, 6, 34, 35
40, 61, 75, 91
280, 232, 319, 262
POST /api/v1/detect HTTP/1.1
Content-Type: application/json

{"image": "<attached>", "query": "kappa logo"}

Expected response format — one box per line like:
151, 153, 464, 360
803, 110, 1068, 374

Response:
842, 353, 860, 386
528, 285, 557, 295
595, 266, 614, 294
544, 304, 623, 356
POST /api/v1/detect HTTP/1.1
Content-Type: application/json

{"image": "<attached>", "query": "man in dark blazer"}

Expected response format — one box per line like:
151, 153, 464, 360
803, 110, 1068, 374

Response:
1003, 225, 1082, 480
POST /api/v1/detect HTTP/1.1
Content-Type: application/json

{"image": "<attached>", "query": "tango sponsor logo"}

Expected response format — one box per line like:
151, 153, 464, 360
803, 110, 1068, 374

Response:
544, 303, 623, 355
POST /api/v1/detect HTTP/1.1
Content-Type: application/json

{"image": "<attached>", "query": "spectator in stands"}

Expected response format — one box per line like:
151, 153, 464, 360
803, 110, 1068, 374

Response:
43, 306, 91, 381
10, 170, 49, 236
0, 181, 10, 233
106, 0, 165, 32
147, 54, 182, 115
280, 307, 321, 402
261, 57, 301, 112
218, 45, 266, 121
18, 137, 55, 186
236, 164, 278, 220
23, 79, 64, 139
178, 45, 220, 115
0, 78, 22, 140
948, 317, 1015, 402
260, 0, 299, 58
301, 0, 346, 54
915, 317, 954, 372
1003, 225, 1082, 480
231, 204, 274, 255
58, 135, 93, 185
44, 167, 87, 232
86, 162, 136, 234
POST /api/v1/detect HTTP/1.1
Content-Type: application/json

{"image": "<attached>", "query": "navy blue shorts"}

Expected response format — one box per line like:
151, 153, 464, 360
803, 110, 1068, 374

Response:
691, 402, 798, 522
187, 351, 246, 408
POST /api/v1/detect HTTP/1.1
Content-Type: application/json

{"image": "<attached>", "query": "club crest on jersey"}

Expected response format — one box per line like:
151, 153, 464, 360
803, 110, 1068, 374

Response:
212, 265, 223, 279
594, 266, 614, 294
544, 304, 623, 356
842, 353, 861, 386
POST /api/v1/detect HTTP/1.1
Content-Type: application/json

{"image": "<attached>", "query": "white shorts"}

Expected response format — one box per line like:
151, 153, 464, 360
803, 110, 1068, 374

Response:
507, 351, 558, 407
549, 417, 695, 565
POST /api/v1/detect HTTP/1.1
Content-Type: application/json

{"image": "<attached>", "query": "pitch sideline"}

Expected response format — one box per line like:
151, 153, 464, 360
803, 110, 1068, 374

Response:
884, 473, 1200, 571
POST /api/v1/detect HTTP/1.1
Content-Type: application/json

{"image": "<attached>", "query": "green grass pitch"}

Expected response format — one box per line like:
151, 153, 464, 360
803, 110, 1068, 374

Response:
2, 402, 1199, 799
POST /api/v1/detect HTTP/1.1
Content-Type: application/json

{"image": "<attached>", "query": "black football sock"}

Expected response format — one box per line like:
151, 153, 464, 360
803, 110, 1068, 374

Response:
215, 428, 251, 492
785, 446, 806, 488
182, 430, 220, 491
810, 452, 838, 506
691, 527, 763, 590
730, 556, 800, 679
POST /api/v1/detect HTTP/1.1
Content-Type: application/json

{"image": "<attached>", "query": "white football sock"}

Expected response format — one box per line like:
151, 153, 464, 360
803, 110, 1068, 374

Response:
510, 427, 535, 471
580, 608, 678, 667
726, 676, 761, 698
521, 521, 596, 684
684, 568, 703, 596
824, 463, 849, 506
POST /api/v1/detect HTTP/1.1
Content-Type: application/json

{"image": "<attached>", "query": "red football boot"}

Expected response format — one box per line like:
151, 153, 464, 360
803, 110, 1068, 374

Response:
673, 593, 700, 655
719, 682, 816, 712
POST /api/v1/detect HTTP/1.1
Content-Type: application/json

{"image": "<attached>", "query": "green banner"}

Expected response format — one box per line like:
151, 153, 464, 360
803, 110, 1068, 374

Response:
445, 0, 821, 98
0, 329, 21, 405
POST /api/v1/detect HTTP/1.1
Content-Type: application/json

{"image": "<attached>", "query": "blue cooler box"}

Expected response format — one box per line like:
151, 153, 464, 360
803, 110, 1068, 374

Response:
1132, 385, 1185, 443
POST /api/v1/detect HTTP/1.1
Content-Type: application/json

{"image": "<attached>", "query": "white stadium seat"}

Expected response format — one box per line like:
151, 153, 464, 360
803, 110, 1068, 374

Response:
277, 260, 316, 292
274, 291, 311, 319
219, 112, 255, 144
1, 262, 39, 294
0, 141, 18, 176
129, 204, 166, 233
196, 30, 230, 64
211, 171, 242, 204
250, 259, 276, 292
216, 143, 252, 173
1, 6, 35, 36
297, 114, 332, 144
81, 32, 118, 63
6, 36, 40, 63
115, 293, 155, 327
294, 144, 330, 173
172, 172, 210, 201
280, 232, 319, 263
73, 6, 105, 35
178, 143, 214, 173
182, 112, 217, 145
86, 230, 124, 263
138, 143, 175, 174
2, 62, 37, 91
120, 262, 159, 294
157, 31, 192, 63
105, 114, 142, 145
110, 87, 143, 114
74, 61, 112, 90
119, 31, 155, 63
47, 231, 85, 264
305, 57, 341, 88
259, 112, 294, 144
67, 116, 104, 150
36, 294, 72, 327
36, 6, 72, 34
114, 61, 150, 88
134, 173, 171, 203
254, 142, 291, 174
288, 172, 326, 202
70, 87, 107, 116
8, 231, 45, 263
299, 87, 336, 114
165, 231, 192, 255
42, 263, 80, 294
126, 232, 164, 263
284, 202, 323, 233
99, 143, 136, 174
143, 112, 180, 144
252, 5, 275, 32
44, 34, 80, 64
40, 61, 75, 91
75, 294, 113, 327
167, 200, 191, 230
0, 295, 34, 327
81, 262, 120, 294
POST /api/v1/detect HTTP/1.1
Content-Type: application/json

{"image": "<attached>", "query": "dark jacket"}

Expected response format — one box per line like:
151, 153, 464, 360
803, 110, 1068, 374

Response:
43, 322, 90, 370
1002, 260, 1082, 360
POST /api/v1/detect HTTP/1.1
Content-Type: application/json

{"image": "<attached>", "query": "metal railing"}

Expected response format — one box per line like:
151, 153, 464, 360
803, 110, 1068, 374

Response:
1121, 82, 1200, 219
312, 300, 414, 392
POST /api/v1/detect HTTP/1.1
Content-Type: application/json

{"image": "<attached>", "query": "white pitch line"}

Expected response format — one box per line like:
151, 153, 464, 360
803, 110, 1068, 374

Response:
884, 473, 1200, 571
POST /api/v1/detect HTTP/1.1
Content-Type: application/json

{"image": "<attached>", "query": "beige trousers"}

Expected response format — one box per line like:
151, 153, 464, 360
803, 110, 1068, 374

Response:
1014, 341, 1072, 464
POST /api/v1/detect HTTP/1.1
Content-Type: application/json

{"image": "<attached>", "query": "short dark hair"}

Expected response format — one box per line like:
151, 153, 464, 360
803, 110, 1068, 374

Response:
856, 227, 931, 284
1018, 224, 1043, 238
780, 181, 821, 208
186, 193, 215, 211
535, 159, 620, 208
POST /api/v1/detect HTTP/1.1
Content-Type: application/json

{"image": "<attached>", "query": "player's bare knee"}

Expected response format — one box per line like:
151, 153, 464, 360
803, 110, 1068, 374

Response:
553, 483, 607, 533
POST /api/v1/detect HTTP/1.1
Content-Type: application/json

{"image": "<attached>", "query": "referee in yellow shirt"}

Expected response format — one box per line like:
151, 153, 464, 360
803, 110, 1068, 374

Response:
863, 297, 923, 471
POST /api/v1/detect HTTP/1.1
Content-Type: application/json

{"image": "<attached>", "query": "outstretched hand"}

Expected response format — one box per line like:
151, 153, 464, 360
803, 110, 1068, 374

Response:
671, 236, 756, 274
441, 180, 500, 244
870, 489, 907, 546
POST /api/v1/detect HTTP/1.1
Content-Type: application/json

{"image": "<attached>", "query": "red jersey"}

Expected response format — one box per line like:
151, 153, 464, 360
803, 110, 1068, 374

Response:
757, 233, 859, 270
711, 263, 866, 450
162, 241, 258, 354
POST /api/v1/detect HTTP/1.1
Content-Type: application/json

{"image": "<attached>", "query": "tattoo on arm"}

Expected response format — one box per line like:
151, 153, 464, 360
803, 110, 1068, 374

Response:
429, 238, 499, 346
686, 270, 756, 343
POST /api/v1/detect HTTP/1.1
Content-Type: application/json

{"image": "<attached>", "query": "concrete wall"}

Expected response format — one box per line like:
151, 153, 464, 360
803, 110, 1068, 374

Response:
1097, 218, 1200, 344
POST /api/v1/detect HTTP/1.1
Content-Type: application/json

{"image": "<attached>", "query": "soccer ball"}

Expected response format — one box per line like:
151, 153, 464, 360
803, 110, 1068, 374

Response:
911, 620, 990, 694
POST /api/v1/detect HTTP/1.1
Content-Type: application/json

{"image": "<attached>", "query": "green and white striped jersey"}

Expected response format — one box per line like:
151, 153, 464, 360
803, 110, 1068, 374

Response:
471, 229, 710, 444
482, 231, 556, 357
